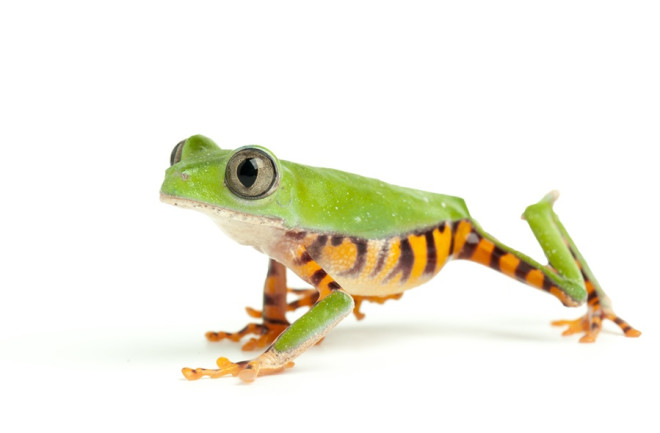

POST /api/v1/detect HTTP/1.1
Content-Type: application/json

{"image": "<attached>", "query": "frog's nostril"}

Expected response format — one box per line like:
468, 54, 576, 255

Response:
170, 139, 186, 166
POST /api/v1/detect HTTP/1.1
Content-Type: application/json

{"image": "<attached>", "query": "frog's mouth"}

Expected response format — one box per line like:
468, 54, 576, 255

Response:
159, 193, 285, 229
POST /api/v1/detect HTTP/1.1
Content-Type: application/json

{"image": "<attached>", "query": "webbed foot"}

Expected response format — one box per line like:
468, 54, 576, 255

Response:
205, 320, 289, 351
246, 288, 320, 315
286, 288, 320, 312
552, 307, 641, 343
206, 286, 323, 350
352, 293, 403, 320
182, 356, 295, 382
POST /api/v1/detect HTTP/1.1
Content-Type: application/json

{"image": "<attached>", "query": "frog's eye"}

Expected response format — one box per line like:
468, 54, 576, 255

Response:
170, 139, 186, 166
225, 148, 278, 199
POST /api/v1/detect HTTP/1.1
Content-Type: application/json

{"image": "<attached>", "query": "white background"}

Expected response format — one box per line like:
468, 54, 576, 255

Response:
1, 1, 658, 432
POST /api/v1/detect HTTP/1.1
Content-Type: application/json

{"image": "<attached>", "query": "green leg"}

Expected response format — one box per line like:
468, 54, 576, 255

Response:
182, 251, 354, 382
523, 191, 641, 342
522, 191, 586, 303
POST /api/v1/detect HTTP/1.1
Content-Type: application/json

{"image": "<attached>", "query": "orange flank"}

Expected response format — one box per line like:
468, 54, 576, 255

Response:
376, 238, 401, 281
360, 240, 385, 277
451, 220, 473, 257
407, 233, 428, 283
321, 238, 358, 274
433, 224, 452, 270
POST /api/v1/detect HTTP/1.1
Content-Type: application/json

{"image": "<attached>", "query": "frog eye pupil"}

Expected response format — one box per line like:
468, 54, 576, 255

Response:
237, 158, 258, 188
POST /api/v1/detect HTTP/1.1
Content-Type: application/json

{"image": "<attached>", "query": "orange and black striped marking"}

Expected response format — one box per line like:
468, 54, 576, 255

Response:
197, 214, 640, 379
451, 219, 580, 307
291, 243, 344, 298
285, 219, 586, 307
287, 221, 454, 296
279, 218, 640, 340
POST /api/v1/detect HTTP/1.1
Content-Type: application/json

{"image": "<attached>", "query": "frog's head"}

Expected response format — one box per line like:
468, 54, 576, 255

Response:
160, 135, 293, 229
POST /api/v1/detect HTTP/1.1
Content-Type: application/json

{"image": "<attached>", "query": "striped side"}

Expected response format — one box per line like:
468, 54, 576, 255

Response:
289, 221, 455, 295
285, 219, 590, 306
290, 242, 343, 298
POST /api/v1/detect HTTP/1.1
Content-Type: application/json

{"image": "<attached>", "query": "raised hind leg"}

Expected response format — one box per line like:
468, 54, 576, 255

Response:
537, 194, 641, 341
454, 191, 640, 342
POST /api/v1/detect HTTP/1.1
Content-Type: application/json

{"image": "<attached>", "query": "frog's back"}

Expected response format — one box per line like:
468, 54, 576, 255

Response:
280, 160, 470, 239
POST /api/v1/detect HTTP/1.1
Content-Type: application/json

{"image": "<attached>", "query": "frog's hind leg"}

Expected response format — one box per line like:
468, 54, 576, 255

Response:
351, 293, 404, 320
454, 191, 640, 342
536, 194, 641, 341
205, 259, 290, 351
286, 288, 319, 312
274, 284, 402, 321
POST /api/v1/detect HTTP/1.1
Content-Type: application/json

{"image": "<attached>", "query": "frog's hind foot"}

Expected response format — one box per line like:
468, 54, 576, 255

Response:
352, 293, 404, 320
286, 288, 320, 312
182, 356, 295, 382
205, 321, 289, 351
182, 357, 244, 380
244, 288, 320, 315
552, 307, 641, 343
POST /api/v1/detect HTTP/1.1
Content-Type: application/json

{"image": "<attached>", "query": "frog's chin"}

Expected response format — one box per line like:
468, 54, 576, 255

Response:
159, 193, 286, 229
161, 193, 291, 258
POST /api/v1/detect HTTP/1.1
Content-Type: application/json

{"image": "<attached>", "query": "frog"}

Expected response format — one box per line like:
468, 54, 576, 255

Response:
160, 134, 641, 382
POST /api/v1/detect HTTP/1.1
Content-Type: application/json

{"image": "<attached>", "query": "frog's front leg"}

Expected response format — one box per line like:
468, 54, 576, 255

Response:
182, 248, 354, 382
205, 259, 290, 351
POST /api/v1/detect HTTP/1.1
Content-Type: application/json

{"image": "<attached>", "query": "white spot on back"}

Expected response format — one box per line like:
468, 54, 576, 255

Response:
466, 232, 480, 244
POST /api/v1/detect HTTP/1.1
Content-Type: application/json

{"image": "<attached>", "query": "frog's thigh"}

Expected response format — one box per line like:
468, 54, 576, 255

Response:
455, 194, 587, 306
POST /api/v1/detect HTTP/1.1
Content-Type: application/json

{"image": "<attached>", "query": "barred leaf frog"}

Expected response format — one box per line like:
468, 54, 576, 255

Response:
160, 135, 640, 382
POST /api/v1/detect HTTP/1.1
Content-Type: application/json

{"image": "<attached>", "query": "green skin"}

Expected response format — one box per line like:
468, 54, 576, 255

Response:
160, 135, 593, 377
160, 135, 470, 239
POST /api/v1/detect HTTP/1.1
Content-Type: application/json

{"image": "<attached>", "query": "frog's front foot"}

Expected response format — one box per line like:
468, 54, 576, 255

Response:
552, 307, 641, 343
205, 320, 289, 351
182, 355, 295, 382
